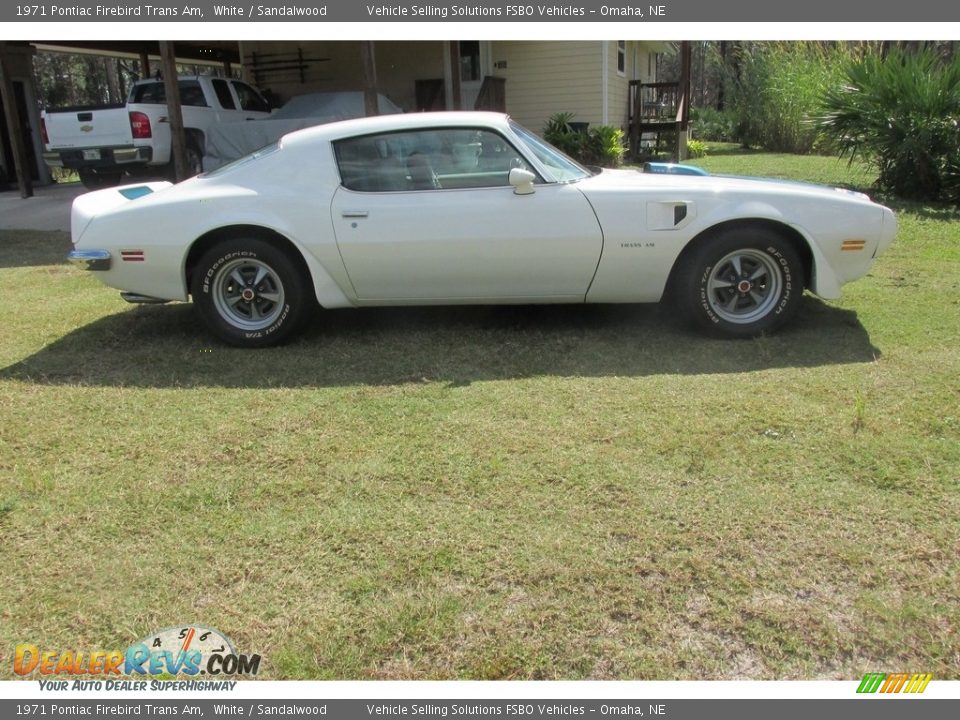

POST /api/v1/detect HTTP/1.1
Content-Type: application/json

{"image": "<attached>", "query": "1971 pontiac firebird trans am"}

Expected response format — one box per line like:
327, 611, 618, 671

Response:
68, 112, 896, 348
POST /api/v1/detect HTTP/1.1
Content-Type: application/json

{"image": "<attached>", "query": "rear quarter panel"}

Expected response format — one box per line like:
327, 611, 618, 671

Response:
75, 136, 354, 306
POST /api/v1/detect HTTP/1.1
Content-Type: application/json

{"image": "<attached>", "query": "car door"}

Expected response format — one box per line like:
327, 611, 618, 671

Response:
329, 127, 603, 302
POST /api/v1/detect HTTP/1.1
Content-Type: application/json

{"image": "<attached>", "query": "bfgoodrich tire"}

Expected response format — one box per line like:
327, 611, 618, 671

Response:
676, 226, 804, 338
190, 238, 310, 347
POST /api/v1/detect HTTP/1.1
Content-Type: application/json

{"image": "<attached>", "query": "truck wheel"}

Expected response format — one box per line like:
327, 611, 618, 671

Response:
167, 142, 204, 182
78, 168, 123, 190
186, 142, 204, 176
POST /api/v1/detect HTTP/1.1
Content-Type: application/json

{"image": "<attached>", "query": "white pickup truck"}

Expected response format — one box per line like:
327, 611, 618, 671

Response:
42, 76, 272, 189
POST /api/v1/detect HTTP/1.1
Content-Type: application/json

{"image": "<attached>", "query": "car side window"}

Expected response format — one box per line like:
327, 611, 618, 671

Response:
212, 79, 237, 110
334, 128, 535, 193
231, 82, 270, 113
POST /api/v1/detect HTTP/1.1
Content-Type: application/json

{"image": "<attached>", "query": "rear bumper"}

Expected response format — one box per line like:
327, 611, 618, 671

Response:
67, 249, 111, 271
43, 146, 153, 170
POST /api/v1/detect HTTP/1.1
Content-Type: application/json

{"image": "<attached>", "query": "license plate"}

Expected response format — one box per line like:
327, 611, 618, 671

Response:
82, 149, 101, 160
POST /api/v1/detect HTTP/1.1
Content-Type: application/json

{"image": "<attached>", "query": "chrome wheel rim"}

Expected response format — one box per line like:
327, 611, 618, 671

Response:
211, 258, 285, 331
706, 249, 782, 324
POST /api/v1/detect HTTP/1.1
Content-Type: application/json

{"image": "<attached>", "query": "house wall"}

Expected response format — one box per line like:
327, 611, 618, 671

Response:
489, 41, 603, 133
238, 40, 355, 102
607, 41, 629, 128
606, 41, 660, 130
237, 41, 444, 112
370, 42, 445, 111
233, 40, 665, 136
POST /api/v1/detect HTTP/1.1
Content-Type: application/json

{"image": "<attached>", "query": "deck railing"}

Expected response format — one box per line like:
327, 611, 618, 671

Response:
627, 80, 690, 158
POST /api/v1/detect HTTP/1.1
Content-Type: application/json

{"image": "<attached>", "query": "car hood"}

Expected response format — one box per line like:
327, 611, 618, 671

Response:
582, 167, 874, 203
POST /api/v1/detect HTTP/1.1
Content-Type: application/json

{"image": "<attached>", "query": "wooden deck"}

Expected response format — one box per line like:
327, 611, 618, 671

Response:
627, 42, 692, 161
628, 80, 689, 159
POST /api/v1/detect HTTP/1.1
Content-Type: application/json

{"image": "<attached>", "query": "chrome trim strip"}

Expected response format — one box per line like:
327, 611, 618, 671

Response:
67, 249, 111, 271
120, 293, 169, 305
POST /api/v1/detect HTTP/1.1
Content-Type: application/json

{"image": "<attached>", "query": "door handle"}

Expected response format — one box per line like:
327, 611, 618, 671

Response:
341, 210, 369, 218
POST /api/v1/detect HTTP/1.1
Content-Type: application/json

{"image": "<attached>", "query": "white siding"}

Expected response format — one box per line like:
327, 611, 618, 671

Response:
606, 41, 659, 129
490, 41, 603, 133
235, 40, 663, 131
607, 41, 629, 129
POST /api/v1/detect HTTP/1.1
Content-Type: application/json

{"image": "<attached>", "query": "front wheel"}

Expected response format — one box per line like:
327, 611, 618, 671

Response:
190, 238, 311, 347
676, 227, 804, 338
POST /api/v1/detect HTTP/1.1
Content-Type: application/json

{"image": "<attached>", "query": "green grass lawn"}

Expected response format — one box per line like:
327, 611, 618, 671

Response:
1, 152, 958, 680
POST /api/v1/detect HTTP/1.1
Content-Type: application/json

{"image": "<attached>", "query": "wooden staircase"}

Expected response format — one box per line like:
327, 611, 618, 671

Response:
627, 42, 692, 161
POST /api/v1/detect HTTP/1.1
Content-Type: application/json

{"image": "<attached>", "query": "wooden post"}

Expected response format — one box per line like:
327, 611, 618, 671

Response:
159, 41, 189, 182
139, 51, 151, 80
360, 42, 379, 117
0, 42, 33, 198
449, 41, 462, 110
675, 41, 692, 162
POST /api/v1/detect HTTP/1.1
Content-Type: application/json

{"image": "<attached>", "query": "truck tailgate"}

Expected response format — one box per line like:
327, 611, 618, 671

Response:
44, 106, 131, 149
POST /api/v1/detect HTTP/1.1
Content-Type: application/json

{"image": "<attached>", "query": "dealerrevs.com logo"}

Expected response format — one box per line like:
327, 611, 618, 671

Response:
857, 673, 933, 694
14, 626, 261, 678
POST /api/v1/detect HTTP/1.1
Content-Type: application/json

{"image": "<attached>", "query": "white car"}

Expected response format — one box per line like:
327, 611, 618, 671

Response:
67, 112, 896, 348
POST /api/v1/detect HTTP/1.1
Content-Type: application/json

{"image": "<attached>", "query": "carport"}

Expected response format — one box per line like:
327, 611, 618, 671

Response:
0, 40, 241, 198
0, 39, 434, 199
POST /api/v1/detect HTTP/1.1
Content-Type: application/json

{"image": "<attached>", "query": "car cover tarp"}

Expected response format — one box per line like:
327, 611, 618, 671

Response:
203, 92, 403, 170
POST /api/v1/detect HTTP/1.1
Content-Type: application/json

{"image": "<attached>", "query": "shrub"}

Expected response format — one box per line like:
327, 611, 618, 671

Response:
690, 107, 737, 142
727, 42, 854, 154
542, 112, 582, 158
542, 113, 627, 167
817, 47, 960, 203
583, 126, 627, 167
686, 139, 708, 159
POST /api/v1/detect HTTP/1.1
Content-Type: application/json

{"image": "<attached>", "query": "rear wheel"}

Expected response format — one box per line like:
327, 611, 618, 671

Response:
190, 238, 311, 347
676, 226, 804, 338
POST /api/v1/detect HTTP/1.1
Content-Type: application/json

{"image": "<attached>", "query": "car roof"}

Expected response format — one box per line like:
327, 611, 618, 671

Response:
280, 111, 513, 148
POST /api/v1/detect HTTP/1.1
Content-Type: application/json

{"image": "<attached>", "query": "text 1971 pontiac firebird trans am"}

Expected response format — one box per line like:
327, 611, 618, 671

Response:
67, 112, 896, 348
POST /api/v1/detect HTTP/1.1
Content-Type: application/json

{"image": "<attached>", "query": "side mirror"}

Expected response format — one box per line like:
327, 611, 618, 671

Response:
509, 168, 536, 195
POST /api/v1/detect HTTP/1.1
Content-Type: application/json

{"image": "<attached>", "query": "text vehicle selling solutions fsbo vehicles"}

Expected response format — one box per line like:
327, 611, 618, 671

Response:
67, 112, 896, 348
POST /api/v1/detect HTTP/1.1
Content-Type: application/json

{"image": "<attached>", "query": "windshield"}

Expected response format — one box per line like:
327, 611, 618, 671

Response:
510, 121, 591, 182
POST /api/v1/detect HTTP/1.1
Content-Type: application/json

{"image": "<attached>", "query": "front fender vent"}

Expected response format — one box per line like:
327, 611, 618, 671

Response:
647, 201, 694, 231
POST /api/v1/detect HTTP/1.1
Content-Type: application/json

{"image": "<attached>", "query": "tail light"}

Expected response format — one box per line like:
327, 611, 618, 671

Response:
40, 117, 49, 146
129, 111, 152, 139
